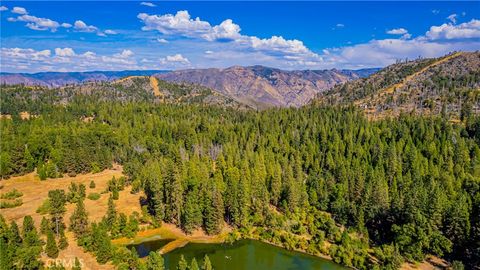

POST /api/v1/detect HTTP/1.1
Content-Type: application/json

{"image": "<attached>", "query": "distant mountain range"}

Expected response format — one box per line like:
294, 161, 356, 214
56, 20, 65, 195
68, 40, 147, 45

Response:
157, 66, 379, 108
0, 67, 378, 108
4, 50, 478, 116
0, 70, 169, 88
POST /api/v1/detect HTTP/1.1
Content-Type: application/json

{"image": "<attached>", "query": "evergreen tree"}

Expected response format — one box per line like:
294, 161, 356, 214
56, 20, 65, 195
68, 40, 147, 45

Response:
48, 189, 66, 236
70, 199, 89, 237
46, 228, 59, 258
146, 251, 164, 270
177, 255, 188, 270
9, 221, 22, 246
202, 254, 213, 270
105, 195, 117, 225
58, 230, 68, 250
41, 216, 50, 235
191, 257, 199, 270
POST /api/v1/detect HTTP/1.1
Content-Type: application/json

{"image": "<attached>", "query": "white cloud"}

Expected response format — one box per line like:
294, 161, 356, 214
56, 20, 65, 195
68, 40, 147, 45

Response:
114, 50, 134, 58
138, 10, 321, 65
166, 54, 189, 63
141, 2, 156, 7
157, 38, 169, 43
0, 6, 8, 11
105, 29, 117, 35
447, 14, 457, 24
425, 19, 480, 40
12, 14, 62, 32
12, 6, 27, 15
336, 23, 345, 28
387, 28, 408, 35
138, 11, 211, 37
205, 50, 214, 54
1, 47, 142, 72
432, 9, 440, 15
74, 20, 98, 33
7, 8, 71, 32
55, 48, 76, 57
203, 19, 241, 41
1, 48, 51, 60
159, 54, 191, 67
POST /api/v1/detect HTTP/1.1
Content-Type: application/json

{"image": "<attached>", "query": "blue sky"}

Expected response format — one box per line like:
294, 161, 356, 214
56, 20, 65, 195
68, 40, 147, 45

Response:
1, 1, 479, 72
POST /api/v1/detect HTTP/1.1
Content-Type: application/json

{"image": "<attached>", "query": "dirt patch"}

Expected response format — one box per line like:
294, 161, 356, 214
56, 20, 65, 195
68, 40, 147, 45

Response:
19, 111, 38, 120
112, 222, 231, 254
149, 76, 163, 97
401, 255, 449, 270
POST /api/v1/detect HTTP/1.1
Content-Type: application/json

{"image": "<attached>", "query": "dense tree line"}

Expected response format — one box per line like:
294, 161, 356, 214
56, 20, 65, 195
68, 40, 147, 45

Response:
1, 85, 479, 269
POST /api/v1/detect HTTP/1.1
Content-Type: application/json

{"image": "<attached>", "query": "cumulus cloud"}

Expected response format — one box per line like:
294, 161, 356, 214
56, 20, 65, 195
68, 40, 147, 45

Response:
55, 47, 76, 57
2, 48, 51, 60
141, 2, 156, 7
387, 28, 408, 35
138, 10, 321, 65
447, 14, 457, 24
163, 54, 190, 64
157, 38, 169, 43
105, 29, 117, 35
0, 6, 8, 11
7, 7, 71, 32
425, 19, 480, 40
1, 47, 143, 72
74, 20, 98, 33
138, 11, 211, 36
114, 50, 134, 58
203, 19, 241, 41
12, 6, 27, 15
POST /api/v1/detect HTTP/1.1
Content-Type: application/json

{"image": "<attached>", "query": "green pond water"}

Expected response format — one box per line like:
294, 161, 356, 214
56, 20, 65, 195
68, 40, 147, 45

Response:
131, 239, 348, 270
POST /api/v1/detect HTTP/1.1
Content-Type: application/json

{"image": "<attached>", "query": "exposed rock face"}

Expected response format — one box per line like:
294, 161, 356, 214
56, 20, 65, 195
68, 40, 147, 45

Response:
157, 66, 378, 108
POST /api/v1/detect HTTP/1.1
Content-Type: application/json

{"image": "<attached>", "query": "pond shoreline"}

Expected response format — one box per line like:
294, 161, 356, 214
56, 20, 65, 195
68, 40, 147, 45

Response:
112, 224, 333, 262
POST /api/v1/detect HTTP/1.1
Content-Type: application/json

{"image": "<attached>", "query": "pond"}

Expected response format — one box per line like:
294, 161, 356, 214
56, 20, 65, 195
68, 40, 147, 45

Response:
130, 238, 348, 270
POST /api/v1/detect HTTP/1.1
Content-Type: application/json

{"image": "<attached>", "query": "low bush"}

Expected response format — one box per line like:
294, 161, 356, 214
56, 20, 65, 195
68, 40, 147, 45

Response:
88, 193, 101, 200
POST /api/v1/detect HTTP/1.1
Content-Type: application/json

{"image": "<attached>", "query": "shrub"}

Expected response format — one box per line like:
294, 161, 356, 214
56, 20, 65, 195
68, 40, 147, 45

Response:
0, 188, 23, 199
90, 180, 96, 189
88, 193, 101, 200
36, 199, 51, 214
0, 199, 23, 209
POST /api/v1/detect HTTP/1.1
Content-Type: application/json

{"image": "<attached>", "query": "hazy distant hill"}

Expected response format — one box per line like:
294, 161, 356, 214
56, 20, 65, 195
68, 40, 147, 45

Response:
0, 70, 169, 88
156, 66, 378, 109
0, 76, 247, 114
316, 51, 480, 119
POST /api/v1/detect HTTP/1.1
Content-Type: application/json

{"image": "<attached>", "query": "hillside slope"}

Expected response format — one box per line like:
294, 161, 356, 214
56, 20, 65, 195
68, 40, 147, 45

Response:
157, 66, 378, 109
0, 77, 247, 115
317, 51, 480, 119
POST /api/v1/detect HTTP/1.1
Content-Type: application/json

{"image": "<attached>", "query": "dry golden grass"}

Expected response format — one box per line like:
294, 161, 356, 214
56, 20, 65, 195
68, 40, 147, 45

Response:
401, 256, 449, 270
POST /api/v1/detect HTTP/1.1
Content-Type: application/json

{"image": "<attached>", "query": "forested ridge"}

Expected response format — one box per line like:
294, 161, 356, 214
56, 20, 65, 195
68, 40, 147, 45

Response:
1, 83, 480, 269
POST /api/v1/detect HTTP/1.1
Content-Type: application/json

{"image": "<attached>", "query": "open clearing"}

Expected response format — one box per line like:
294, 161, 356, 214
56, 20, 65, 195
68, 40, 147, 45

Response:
0, 166, 142, 270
